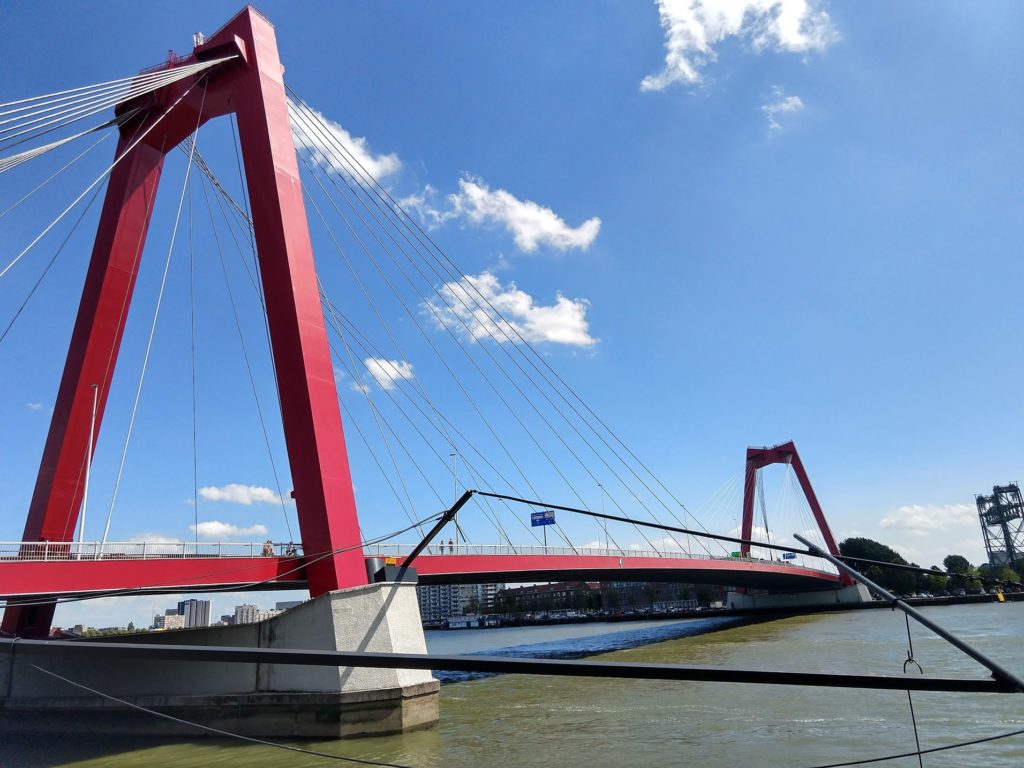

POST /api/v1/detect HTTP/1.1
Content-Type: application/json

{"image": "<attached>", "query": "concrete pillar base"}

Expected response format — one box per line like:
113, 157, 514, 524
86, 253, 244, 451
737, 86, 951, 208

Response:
726, 584, 872, 611
1, 582, 439, 739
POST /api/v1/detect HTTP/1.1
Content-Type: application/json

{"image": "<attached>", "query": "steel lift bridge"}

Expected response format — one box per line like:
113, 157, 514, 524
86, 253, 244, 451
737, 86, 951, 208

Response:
0, 8, 845, 640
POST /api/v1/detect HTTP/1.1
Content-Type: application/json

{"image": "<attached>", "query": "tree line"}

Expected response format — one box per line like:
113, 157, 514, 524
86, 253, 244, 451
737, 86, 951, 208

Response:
838, 537, 1020, 595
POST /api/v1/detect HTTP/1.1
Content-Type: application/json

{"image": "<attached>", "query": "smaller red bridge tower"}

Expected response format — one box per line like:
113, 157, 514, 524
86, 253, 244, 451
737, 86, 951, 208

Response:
740, 441, 852, 585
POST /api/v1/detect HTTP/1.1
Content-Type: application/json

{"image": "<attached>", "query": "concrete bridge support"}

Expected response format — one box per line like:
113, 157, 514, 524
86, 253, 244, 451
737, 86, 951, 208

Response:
726, 584, 872, 611
0, 583, 438, 739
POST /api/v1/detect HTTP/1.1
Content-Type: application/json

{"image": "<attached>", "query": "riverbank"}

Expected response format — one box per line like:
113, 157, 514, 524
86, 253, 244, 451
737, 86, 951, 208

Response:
428, 590, 1021, 630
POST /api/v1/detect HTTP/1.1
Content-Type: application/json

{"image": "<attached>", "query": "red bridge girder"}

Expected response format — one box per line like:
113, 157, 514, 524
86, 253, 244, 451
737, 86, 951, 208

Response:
0, 554, 840, 603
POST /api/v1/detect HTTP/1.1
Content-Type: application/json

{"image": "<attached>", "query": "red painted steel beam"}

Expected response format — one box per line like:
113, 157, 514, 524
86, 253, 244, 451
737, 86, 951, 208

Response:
0, 555, 839, 601
0, 557, 305, 602
221, 11, 364, 598
4, 8, 364, 638
739, 442, 851, 585
409, 554, 841, 590
1, 140, 166, 639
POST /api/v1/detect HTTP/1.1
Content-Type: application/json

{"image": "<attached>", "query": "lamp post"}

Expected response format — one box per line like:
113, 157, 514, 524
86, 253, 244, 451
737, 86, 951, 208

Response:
450, 452, 459, 548
598, 483, 607, 551
78, 384, 99, 560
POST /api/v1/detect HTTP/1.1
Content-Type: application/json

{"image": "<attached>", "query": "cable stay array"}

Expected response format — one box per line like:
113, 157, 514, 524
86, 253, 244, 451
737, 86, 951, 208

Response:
284, 90, 752, 559
0, 56, 235, 154
0, 64, 842, 571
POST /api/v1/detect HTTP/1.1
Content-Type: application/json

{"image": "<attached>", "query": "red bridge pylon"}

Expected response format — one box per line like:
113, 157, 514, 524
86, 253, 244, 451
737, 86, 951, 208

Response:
4, 7, 366, 638
740, 441, 852, 585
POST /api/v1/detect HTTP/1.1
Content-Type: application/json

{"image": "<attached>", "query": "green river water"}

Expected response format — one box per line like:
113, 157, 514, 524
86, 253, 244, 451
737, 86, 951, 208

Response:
4, 603, 1022, 767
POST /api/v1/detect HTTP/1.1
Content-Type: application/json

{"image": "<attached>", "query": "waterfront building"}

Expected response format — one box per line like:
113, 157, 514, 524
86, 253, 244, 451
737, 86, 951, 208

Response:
416, 584, 462, 623
233, 603, 284, 625
495, 581, 716, 614
459, 582, 503, 613
153, 613, 186, 630
177, 599, 211, 628
416, 582, 505, 623
234, 604, 259, 625
496, 581, 601, 614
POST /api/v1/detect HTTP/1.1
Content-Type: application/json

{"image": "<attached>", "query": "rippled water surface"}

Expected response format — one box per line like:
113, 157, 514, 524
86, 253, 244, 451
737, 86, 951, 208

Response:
5, 604, 1023, 767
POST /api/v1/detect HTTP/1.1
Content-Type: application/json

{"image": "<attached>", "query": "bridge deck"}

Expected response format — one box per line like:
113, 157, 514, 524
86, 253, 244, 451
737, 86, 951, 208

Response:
0, 542, 840, 600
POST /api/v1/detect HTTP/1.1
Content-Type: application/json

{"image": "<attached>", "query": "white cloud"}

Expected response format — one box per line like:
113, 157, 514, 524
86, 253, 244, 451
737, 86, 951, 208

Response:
25, 402, 43, 411
874, 502, 986, 567
198, 484, 284, 506
364, 357, 415, 391
403, 176, 601, 253
426, 271, 597, 348
642, 0, 838, 91
111, 533, 184, 556
289, 104, 401, 182
880, 503, 977, 535
398, 184, 451, 229
762, 86, 804, 130
189, 520, 269, 540
126, 533, 183, 544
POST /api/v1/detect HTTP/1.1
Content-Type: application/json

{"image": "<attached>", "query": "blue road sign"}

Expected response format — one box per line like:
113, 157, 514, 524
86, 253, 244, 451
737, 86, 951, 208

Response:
782, 552, 797, 560
531, 510, 556, 527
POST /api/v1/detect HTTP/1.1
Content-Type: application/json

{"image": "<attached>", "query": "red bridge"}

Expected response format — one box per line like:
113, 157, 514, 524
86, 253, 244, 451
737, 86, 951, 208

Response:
0, 540, 840, 603
0, 8, 846, 638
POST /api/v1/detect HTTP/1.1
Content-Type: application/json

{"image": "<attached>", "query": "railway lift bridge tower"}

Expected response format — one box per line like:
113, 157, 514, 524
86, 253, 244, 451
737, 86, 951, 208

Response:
977, 483, 1024, 570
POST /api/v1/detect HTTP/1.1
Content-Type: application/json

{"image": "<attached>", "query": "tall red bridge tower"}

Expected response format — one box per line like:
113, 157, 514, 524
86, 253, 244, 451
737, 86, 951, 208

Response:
3, 7, 366, 638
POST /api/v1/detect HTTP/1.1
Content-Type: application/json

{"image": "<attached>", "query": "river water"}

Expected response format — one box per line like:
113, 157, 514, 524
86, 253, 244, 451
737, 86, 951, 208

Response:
6, 603, 1023, 767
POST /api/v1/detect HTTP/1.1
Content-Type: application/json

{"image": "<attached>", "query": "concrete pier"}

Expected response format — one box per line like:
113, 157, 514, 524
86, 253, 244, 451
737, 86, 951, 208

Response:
0, 582, 439, 738
726, 584, 872, 611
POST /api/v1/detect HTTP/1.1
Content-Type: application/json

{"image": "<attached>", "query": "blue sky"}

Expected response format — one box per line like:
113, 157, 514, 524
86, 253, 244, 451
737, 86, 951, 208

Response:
2, 2, 1022, 627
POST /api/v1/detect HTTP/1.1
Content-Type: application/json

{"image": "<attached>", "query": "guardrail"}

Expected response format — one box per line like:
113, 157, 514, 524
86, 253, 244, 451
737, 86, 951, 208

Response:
0, 541, 303, 561
364, 542, 811, 569
0, 540, 829, 573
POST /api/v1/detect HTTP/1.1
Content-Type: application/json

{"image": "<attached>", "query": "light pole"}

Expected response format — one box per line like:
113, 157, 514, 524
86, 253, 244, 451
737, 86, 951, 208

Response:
78, 384, 99, 560
598, 483, 607, 551
450, 451, 459, 548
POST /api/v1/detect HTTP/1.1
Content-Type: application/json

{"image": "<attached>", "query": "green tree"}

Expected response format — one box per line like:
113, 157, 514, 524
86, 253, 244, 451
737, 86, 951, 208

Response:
839, 537, 915, 594
925, 566, 948, 593
943, 554, 971, 573
943, 554, 974, 590
995, 566, 1020, 586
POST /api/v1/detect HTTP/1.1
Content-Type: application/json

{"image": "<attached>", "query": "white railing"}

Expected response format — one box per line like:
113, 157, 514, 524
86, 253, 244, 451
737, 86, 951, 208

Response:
0, 540, 820, 572
0, 540, 303, 561
364, 542, 805, 568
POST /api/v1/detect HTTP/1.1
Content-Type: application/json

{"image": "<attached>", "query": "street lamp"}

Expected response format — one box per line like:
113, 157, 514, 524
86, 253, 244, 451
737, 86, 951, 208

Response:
78, 383, 99, 560
450, 451, 459, 547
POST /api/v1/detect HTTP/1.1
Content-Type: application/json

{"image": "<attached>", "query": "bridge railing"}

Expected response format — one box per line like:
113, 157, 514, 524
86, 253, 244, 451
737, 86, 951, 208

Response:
0, 540, 819, 571
0, 541, 304, 561
364, 542, 801, 568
